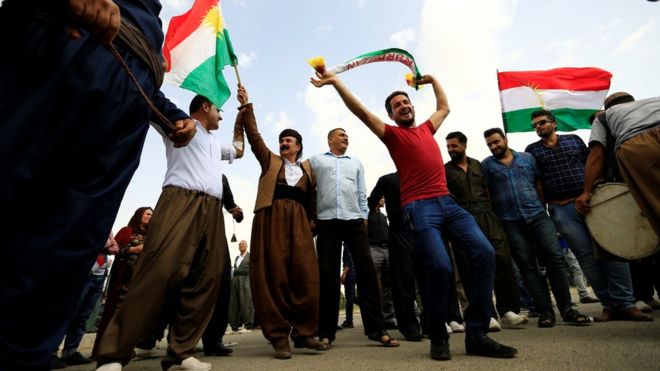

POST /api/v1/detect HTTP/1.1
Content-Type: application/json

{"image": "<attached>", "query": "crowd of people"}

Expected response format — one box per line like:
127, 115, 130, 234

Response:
1, 1, 659, 371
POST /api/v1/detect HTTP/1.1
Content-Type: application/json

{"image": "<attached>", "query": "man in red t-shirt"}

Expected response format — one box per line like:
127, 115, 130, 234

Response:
311, 72, 517, 361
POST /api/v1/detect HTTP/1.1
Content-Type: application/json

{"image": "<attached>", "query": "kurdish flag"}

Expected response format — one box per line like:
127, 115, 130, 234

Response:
163, 0, 238, 109
497, 67, 612, 133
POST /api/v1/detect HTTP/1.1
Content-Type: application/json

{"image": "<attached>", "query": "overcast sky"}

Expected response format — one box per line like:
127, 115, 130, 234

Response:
113, 0, 660, 261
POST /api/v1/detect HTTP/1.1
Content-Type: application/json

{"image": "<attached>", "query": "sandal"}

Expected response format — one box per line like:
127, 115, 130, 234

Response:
562, 308, 592, 325
368, 334, 400, 347
538, 311, 555, 328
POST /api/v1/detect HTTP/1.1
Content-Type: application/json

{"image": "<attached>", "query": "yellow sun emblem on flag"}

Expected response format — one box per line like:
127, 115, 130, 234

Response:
202, 5, 226, 38
527, 83, 546, 108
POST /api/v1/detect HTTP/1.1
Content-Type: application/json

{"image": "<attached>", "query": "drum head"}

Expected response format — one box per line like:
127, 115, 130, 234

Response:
585, 183, 659, 260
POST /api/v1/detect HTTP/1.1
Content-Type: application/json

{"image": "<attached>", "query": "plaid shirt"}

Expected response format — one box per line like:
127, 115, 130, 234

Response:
525, 134, 588, 202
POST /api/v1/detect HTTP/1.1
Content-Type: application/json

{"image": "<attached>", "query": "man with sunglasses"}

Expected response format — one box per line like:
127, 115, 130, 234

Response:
525, 110, 648, 322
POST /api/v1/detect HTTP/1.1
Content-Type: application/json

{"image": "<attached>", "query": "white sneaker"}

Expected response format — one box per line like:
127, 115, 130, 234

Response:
97, 363, 122, 371
237, 327, 252, 334
445, 323, 452, 333
224, 329, 235, 335
135, 347, 167, 358
635, 300, 653, 313
448, 321, 465, 333
501, 311, 529, 328
168, 357, 212, 371
488, 317, 501, 332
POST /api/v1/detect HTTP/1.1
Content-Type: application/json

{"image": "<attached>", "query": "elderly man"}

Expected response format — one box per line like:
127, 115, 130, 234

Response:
242, 87, 325, 359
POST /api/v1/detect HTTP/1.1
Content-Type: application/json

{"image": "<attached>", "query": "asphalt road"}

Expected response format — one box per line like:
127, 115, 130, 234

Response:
66, 299, 660, 371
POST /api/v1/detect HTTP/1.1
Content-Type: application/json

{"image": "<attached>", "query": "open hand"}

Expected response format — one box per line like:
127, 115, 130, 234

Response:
310, 71, 338, 88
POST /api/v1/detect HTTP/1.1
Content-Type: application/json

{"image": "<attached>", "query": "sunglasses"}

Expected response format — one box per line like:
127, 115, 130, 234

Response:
532, 119, 554, 128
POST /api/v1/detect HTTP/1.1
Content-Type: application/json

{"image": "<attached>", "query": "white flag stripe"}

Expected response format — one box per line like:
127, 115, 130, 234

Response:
500, 87, 608, 112
165, 26, 217, 86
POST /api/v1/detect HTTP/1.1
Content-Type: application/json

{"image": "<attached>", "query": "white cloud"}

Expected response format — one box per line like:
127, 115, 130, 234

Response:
615, 18, 657, 54
265, 111, 296, 133
232, 0, 247, 6
316, 24, 334, 35
390, 28, 416, 49
238, 51, 257, 68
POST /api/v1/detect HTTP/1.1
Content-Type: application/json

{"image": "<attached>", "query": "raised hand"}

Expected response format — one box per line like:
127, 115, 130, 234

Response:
237, 84, 249, 105
310, 71, 338, 88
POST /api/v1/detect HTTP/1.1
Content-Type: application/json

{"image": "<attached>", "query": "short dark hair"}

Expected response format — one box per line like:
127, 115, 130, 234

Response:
483, 127, 505, 139
327, 127, 345, 139
531, 109, 555, 122
385, 91, 410, 115
189, 94, 212, 114
445, 131, 467, 144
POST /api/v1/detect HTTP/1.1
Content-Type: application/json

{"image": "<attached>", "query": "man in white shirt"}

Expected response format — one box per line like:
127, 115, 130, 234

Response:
96, 89, 246, 371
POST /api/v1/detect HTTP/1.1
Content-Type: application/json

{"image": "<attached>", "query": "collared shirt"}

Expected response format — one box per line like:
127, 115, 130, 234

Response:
590, 97, 660, 148
368, 172, 404, 230
444, 157, 490, 213
525, 134, 588, 202
235, 253, 246, 269
283, 158, 304, 186
481, 151, 545, 222
309, 152, 369, 220
160, 120, 235, 199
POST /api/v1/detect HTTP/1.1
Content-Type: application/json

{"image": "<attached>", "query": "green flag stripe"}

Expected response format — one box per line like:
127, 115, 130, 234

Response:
502, 107, 596, 133
181, 55, 231, 109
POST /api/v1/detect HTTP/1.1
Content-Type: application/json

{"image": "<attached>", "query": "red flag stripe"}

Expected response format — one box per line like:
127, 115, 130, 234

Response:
498, 67, 612, 91
163, 0, 218, 71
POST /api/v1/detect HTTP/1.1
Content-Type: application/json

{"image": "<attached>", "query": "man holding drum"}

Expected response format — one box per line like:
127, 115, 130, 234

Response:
526, 109, 650, 322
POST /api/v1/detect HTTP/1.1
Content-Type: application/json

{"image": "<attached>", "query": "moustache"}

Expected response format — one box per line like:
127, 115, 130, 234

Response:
280, 144, 289, 151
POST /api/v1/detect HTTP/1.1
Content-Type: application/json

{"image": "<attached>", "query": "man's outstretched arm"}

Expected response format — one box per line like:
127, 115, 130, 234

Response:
417, 75, 450, 132
311, 71, 386, 138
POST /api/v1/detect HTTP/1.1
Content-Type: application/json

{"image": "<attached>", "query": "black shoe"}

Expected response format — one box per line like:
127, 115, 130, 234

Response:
465, 336, 518, 358
580, 296, 600, 304
204, 342, 234, 356
404, 332, 424, 342
336, 325, 344, 331
430, 339, 451, 360
341, 320, 354, 328
50, 355, 67, 369
62, 351, 92, 365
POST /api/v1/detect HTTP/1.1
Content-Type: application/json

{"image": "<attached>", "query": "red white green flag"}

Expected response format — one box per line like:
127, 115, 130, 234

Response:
163, 0, 238, 109
308, 48, 423, 89
497, 67, 612, 133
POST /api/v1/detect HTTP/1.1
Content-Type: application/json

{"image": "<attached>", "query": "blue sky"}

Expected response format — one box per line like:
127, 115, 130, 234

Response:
115, 0, 659, 260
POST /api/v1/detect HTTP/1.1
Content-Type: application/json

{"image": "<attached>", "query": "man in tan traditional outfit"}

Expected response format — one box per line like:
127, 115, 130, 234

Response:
241, 86, 327, 359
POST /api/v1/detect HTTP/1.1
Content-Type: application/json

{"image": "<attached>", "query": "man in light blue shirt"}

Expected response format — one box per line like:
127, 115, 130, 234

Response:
309, 128, 398, 349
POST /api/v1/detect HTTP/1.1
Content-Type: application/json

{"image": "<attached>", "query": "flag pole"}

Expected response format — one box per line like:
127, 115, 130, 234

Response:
233, 64, 242, 87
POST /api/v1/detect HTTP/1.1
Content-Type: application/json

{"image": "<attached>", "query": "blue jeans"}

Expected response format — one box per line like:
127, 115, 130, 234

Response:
60, 274, 105, 357
404, 196, 494, 340
549, 201, 635, 310
503, 212, 571, 314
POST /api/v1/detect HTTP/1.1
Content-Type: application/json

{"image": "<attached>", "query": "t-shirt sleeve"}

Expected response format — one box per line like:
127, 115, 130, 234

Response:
588, 118, 609, 147
423, 120, 436, 134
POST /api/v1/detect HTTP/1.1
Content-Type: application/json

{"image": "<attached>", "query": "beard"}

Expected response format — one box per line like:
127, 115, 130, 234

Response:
492, 147, 508, 159
449, 152, 465, 162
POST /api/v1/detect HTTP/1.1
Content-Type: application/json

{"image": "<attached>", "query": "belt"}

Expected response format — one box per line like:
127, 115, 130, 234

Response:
547, 198, 575, 206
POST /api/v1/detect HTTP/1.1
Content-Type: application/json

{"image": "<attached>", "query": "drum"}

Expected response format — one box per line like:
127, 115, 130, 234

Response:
585, 183, 659, 260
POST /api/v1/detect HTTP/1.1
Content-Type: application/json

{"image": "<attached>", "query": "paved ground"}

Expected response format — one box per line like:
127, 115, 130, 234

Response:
67, 297, 660, 371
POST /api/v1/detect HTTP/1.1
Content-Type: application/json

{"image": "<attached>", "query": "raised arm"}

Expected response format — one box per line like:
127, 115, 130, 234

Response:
311, 71, 386, 138
415, 75, 450, 132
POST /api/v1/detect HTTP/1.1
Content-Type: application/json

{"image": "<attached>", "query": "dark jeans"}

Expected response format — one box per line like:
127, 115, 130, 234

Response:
370, 245, 395, 324
344, 271, 356, 323
60, 274, 106, 357
388, 228, 425, 337
316, 219, 385, 341
503, 212, 572, 315
403, 196, 495, 341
